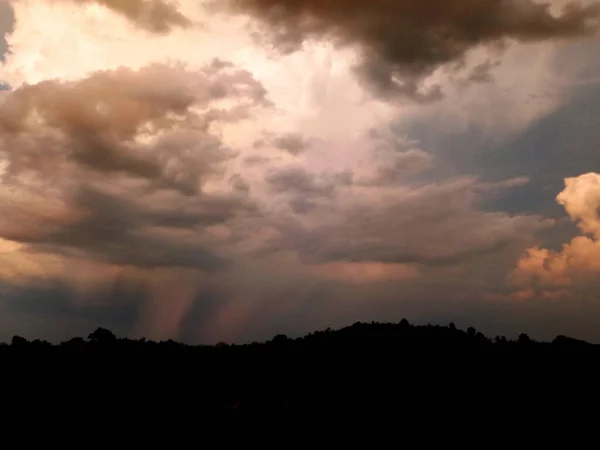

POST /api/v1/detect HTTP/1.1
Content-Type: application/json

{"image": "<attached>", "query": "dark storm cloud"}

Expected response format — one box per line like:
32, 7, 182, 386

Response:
215, 0, 600, 99
0, 184, 257, 269
266, 177, 551, 265
59, 0, 192, 33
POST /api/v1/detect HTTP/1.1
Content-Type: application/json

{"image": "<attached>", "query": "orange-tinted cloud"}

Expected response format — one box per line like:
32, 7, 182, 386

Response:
308, 261, 420, 285
510, 172, 600, 293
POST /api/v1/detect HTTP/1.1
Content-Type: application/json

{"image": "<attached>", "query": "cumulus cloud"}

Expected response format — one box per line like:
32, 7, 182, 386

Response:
0, 61, 269, 195
510, 172, 600, 291
215, 0, 600, 100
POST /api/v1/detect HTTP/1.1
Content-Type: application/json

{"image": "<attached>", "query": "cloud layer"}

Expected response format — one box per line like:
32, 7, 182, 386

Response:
216, 0, 600, 99
0, 0, 599, 344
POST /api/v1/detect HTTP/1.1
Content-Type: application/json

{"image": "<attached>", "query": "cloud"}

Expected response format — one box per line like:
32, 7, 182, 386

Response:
0, 1, 15, 61
215, 0, 600, 100
271, 132, 310, 155
50, 0, 192, 33
253, 131, 312, 155
0, 58, 275, 340
0, 61, 271, 272
465, 60, 501, 84
307, 261, 420, 285
372, 149, 433, 184
354, 127, 434, 186
2, 0, 600, 345
510, 172, 600, 292
266, 166, 339, 197
0, 61, 269, 195
265, 165, 352, 213
263, 176, 552, 266
8, 185, 256, 269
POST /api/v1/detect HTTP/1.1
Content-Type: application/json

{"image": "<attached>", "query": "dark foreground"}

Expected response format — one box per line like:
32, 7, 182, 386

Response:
1, 321, 599, 441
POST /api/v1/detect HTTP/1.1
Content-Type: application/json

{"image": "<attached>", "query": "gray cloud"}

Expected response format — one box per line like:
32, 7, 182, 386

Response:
356, 148, 434, 187
0, 2, 14, 62
253, 132, 312, 155
354, 126, 434, 186
229, 173, 251, 193
60, 0, 192, 33
267, 166, 336, 197
0, 183, 257, 270
466, 60, 501, 84
242, 154, 276, 167
266, 165, 352, 213
272, 132, 310, 155
266, 177, 552, 265
215, 0, 600, 100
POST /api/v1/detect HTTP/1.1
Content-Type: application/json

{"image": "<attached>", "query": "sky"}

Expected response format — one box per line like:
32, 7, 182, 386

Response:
0, 0, 600, 344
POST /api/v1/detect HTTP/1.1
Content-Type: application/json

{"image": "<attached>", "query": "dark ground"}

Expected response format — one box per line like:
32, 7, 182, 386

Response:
1, 320, 598, 442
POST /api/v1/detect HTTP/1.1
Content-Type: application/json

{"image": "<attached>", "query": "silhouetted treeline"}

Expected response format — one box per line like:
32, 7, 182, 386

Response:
2, 320, 599, 439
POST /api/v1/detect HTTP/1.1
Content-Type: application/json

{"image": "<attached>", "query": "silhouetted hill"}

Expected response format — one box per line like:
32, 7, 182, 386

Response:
1, 320, 599, 440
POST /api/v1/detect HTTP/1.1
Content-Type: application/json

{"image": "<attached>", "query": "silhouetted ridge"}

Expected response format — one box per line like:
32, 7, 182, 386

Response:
1, 319, 599, 435
552, 334, 594, 348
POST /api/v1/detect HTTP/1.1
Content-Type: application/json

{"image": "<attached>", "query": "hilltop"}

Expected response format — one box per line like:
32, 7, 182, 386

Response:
1, 319, 598, 436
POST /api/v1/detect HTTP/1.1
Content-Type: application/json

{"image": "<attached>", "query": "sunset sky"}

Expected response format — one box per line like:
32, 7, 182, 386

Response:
1, 0, 600, 344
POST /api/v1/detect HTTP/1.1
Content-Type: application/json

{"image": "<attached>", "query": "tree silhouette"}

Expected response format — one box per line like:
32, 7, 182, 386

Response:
272, 334, 289, 344
0, 319, 598, 430
518, 333, 532, 344
11, 335, 27, 346
88, 327, 117, 343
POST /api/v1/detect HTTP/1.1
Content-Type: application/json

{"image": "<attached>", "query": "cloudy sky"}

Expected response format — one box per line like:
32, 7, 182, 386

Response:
1, 0, 600, 344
